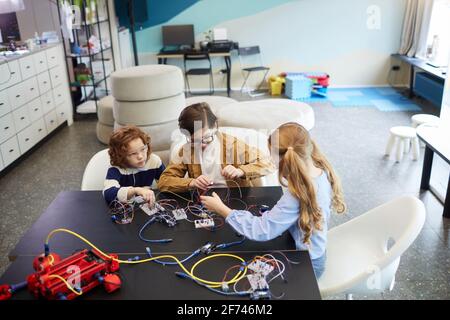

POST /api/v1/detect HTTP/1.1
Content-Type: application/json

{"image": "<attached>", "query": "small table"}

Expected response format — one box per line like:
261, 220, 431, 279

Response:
157, 51, 232, 97
416, 124, 450, 218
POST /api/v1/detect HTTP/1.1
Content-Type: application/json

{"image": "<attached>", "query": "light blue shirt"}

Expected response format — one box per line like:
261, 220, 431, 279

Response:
226, 171, 332, 260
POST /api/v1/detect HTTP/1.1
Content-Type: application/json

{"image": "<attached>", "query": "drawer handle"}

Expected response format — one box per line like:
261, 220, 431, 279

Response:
47, 101, 51, 104
4, 126, 9, 130
30, 88, 35, 91
50, 120, 55, 124
16, 94, 21, 98
20, 116, 25, 120
26, 66, 31, 69
0, 103, 3, 106
34, 108, 39, 111
40, 61, 44, 64
38, 128, 43, 132
58, 94, 62, 97
11, 72, 15, 75
25, 138, 30, 142
43, 81, 48, 84
9, 149, 14, 153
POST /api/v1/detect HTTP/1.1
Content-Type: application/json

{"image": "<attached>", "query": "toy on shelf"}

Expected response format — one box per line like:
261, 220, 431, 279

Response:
74, 63, 92, 85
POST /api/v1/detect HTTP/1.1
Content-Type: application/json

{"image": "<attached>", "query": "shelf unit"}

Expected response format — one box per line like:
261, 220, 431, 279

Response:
56, 0, 115, 117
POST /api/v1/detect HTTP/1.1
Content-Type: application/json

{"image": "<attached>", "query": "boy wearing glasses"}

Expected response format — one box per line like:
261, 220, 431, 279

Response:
103, 126, 165, 205
158, 103, 274, 193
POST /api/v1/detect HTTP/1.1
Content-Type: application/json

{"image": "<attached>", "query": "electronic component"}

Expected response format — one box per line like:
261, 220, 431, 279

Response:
155, 212, 177, 227
109, 200, 134, 224
247, 259, 274, 276
140, 203, 165, 216
194, 218, 215, 229
200, 242, 216, 254
250, 289, 272, 300
246, 274, 269, 292
172, 208, 187, 220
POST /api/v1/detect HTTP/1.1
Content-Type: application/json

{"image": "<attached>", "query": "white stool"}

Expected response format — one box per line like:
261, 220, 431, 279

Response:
411, 114, 440, 148
385, 126, 420, 162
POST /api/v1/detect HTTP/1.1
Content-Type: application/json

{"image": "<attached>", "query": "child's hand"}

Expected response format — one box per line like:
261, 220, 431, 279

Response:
200, 192, 232, 217
134, 187, 155, 206
189, 175, 213, 191
221, 165, 244, 180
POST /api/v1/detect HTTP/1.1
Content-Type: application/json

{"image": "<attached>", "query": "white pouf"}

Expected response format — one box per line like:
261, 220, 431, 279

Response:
96, 122, 114, 145
113, 93, 185, 126
97, 95, 115, 126
385, 126, 420, 162
215, 99, 315, 131
111, 65, 184, 101
185, 96, 237, 113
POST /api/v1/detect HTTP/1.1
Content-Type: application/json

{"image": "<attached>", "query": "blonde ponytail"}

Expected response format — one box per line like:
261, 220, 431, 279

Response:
280, 147, 323, 244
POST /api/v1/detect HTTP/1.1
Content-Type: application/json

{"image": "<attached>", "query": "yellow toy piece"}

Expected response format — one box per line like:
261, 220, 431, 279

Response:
268, 76, 285, 96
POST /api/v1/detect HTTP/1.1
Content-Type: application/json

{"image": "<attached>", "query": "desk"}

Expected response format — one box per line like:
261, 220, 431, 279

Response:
2, 187, 321, 300
416, 125, 450, 218
391, 54, 446, 98
157, 51, 232, 97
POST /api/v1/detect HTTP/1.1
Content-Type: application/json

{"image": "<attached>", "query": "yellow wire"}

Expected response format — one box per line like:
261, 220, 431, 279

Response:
48, 254, 54, 265
45, 228, 247, 287
48, 274, 83, 296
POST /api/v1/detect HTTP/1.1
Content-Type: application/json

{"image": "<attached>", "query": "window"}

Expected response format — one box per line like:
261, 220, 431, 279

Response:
424, 0, 450, 66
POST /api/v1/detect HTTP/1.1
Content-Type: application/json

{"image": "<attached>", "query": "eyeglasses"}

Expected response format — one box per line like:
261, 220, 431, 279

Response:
186, 130, 217, 145
127, 145, 148, 158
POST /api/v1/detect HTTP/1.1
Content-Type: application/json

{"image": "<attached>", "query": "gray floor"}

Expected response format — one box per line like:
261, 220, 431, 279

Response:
0, 90, 448, 300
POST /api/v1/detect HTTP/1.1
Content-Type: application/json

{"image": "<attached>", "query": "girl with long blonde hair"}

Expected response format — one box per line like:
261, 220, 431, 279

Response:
201, 122, 346, 278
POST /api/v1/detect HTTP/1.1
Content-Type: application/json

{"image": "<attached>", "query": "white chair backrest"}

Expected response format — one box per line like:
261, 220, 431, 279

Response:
319, 196, 425, 296
81, 149, 111, 191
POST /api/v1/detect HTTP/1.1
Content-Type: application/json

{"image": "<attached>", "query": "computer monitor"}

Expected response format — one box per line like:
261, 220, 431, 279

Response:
162, 24, 195, 47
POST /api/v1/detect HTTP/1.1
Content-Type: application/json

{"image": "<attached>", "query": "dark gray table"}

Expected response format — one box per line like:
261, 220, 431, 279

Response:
0, 250, 321, 300
417, 125, 450, 218
9, 188, 295, 260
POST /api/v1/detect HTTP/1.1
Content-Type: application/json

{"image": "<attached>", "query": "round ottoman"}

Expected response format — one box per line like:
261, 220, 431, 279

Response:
185, 96, 237, 113
96, 95, 115, 144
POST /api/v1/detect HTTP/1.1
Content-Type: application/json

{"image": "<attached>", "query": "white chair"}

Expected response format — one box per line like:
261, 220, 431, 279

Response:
411, 114, 440, 148
385, 126, 420, 162
81, 149, 111, 191
318, 196, 426, 299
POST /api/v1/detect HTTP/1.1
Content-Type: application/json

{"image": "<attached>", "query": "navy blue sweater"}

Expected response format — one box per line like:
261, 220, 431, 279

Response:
103, 153, 165, 205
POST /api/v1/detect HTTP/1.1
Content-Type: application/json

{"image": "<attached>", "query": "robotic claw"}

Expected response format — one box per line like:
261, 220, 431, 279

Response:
0, 249, 121, 300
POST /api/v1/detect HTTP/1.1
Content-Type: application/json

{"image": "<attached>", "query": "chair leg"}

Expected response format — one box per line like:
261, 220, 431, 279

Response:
396, 139, 404, 162
255, 69, 270, 91
411, 137, 420, 160
240, 72, 251, 95
185, 74, 192, 95
404, 138, 410, 154
346, 293, 353, 300
385, 134, 396, 157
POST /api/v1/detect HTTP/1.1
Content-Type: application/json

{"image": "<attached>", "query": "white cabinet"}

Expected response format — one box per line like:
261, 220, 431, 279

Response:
0, 135, 21, 167
19, 55, 37, 80
0, 44, 72, 172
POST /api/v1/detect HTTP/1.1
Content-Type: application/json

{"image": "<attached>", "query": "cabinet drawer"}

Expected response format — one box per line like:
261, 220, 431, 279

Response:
49, 66, 65, 88
53, 85, 67, 106
0, 90, 11, 117
8, 82, 28, 110
0, 60, 21, 91
33, 51, 48, 74
0, 113, 16, 144
19, 55, 37, 80
0, 135, 21, 167
44, 110, 58, 133
55, 104, 68, 125
23, 77, 40, 102
41, 91, 55, 114
12, 104, 31, 133
37, 71, 52, 94
32, 118, 47, 143
46, 46, 61, 69
17, 124, 35, 154
27, 98, 43, 122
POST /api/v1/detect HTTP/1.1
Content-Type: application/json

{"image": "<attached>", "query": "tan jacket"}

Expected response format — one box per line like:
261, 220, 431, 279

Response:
158, 132, 275, 193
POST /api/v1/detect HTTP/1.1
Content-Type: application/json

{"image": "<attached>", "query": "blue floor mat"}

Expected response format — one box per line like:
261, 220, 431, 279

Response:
298, 87, 422, 111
